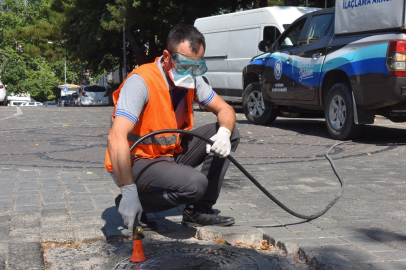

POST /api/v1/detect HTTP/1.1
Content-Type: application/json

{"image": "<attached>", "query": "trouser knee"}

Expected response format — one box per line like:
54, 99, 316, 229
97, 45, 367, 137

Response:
183, 173, 208, 203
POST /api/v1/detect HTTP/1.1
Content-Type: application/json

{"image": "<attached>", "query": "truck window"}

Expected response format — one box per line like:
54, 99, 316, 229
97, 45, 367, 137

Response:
263, 26, 281, 45
300, 14, 333, 46
278, 19, 307, 49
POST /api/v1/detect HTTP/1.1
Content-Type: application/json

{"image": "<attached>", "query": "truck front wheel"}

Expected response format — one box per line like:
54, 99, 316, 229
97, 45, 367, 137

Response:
243, 82, 277, 125
325, 82, 359, 140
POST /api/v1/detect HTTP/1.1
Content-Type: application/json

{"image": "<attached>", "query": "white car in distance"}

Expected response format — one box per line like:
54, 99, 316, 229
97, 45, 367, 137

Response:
21, 101, 43, 106
0, 79, 7, 106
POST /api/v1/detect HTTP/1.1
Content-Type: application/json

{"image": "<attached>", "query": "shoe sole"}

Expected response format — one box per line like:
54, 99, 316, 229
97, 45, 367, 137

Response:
181, 220, 235, 227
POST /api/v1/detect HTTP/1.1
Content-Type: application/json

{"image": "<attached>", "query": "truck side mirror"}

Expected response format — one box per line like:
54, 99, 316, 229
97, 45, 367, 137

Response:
258, 40, 272, 52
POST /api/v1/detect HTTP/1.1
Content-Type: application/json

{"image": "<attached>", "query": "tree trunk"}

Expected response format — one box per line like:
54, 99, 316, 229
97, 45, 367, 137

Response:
125, 28, 146, 65
147, 36, 160, 62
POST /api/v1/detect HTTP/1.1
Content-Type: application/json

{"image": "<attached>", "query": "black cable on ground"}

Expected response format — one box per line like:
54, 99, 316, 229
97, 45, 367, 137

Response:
130, 129, 348, 220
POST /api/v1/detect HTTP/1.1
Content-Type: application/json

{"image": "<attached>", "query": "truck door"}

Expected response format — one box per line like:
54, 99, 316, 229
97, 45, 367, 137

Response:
292, 13, 333, 101
263, 18, 308, 100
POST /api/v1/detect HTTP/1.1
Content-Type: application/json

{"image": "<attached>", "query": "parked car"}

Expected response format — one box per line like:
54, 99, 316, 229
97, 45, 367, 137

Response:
21, 101, 43, 106
58, 96, 67, 106
43, 101, 57, 107
69, 93, 79, 106
64, 95, 72, 106
0, 79, 7, 106
78, 85, 110, 106
9, 101, 26, 106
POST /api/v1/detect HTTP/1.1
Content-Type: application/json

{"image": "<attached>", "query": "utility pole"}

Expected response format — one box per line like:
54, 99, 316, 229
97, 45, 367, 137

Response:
64, 49, 67, 87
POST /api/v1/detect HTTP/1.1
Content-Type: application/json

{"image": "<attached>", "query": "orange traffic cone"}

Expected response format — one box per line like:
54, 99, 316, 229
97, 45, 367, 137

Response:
130, 225, 146, 262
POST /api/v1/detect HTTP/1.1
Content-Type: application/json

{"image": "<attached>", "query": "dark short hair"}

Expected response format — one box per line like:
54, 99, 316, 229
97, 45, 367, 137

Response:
166, 24, 206, 54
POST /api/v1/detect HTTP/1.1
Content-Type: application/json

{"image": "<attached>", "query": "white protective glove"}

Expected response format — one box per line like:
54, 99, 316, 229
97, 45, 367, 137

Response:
206, 127, 232, 158
118, 184, 143, 233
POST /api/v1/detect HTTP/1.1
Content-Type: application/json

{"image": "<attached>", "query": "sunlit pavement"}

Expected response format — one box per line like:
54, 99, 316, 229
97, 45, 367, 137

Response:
1, 105, 406, 269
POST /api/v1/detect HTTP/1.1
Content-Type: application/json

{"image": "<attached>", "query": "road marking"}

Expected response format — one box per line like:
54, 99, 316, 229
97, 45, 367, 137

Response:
0, 107, 23, 121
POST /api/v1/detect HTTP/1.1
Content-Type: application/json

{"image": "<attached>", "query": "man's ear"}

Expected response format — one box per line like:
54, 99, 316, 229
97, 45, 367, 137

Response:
163, 50, 171, 64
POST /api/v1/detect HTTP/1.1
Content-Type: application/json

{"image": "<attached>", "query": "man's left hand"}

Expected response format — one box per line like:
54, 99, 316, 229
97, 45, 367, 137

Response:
206, 127, 231, 158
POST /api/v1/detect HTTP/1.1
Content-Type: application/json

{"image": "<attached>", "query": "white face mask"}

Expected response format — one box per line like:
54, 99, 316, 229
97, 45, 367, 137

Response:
169, 69, 196, 89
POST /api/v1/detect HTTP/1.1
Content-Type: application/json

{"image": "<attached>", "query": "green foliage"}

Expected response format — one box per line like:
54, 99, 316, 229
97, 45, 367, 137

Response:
2, 0, 319, 100
0, 0, 79, 101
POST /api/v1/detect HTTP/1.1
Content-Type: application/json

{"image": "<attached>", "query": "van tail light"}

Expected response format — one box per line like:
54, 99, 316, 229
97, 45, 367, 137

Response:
387, 40, 406, 77
82, 92, 88, 97
0, 85, 3, 89
104, 93, 109, 97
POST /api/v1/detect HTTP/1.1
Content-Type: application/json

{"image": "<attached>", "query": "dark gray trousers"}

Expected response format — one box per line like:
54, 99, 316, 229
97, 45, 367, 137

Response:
132, 123, 240, 213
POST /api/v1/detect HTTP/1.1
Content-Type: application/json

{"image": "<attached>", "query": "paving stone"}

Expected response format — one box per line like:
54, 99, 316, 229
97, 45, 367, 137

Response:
340, 235, 395, 252
372, 250, 406, 261
17, 170, 39, 178
40, 226, 74, 243
70, 211, 103, 220
0, 253, 5, 270
0, 170, 18, 179
11, 212, 41, 229
0, 201, 13, 213
196, 225, 263, 244
73, 224, 105, 242
67, 201, 96, 212
324, 245, 383, 263
357, 261, 406, 270
8, 249, 44, 269
298, 228, 364, 239
15, 194, 40, 206
41, 203, 67, 210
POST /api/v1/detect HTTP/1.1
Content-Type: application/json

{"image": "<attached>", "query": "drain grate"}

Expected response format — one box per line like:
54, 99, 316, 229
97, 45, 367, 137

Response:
114, 247, 258, 270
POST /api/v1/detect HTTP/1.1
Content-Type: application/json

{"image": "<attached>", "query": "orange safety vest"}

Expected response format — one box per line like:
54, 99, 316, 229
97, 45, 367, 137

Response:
105, 58, 195, 172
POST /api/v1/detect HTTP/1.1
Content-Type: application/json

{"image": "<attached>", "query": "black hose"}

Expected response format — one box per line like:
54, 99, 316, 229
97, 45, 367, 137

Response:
130, 129, 347, 220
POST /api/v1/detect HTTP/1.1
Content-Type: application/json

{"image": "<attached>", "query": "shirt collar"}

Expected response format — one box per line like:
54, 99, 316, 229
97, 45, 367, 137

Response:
157, 56, 174, 91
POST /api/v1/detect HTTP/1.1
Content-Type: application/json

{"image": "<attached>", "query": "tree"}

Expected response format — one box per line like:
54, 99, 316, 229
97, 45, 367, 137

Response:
0, 0, 79, 101
60, 0, 255, 79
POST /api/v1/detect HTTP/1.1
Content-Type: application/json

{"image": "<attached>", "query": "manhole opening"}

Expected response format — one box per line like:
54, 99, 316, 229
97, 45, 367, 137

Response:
114, 247, 259, 270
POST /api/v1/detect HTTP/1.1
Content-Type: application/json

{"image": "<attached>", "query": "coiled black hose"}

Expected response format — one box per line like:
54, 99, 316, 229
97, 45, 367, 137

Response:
130, 129, 347, 220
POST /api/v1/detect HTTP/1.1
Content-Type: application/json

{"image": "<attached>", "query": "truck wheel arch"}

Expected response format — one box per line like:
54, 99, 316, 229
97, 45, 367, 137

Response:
321, 70, 350, 106
243, 72, 259, 90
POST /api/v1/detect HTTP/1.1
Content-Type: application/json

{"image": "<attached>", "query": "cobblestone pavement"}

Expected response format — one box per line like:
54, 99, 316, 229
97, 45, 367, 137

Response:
1, 105, 406, 269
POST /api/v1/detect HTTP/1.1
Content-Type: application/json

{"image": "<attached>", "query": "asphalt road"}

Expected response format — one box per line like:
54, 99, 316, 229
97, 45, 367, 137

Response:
1, 105, 406, 269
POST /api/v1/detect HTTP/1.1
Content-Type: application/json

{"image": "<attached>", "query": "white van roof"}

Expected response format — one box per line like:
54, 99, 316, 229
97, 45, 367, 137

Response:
194, 7, 320, 33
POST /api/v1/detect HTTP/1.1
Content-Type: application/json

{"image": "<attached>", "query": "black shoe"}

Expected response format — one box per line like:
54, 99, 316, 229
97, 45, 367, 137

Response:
114, 194, 158, 231
181, 208, 235, 227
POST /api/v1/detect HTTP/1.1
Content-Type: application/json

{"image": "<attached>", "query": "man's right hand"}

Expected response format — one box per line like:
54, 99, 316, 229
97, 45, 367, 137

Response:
118, 184, 143, 233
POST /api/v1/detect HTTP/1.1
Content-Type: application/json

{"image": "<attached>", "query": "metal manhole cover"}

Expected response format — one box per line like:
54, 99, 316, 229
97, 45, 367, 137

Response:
114, 247, 258, 270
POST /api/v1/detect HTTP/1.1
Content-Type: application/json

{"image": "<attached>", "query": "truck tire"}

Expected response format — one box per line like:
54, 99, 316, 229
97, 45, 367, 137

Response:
325, 82, 359, 140
243, 82, 277, 125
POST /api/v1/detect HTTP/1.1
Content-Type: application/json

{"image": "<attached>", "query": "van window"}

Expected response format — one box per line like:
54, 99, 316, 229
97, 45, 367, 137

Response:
263, 26, 281, 45
300, 14, 333, 46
